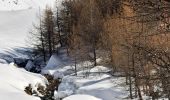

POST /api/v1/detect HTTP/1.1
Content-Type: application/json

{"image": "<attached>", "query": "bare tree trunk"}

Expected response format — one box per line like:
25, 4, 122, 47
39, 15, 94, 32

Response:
56, 8, 62, 47
129, 75, 133, 99
74, 57, 77, 76
93, 46, 97, 67
132, 52, 142, 100
39, 9, 46, 62
40, 31, 46, 62
48, 28, 52, 57
136, 79, 143, 100
128, 52, 133, 99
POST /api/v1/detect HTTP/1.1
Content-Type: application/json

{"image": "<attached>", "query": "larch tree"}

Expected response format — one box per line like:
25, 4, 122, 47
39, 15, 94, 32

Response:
79, 0, 103, 67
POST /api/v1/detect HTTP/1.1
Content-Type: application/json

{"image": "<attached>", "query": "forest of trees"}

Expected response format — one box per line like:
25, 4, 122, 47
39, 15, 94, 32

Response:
30, 0, 170, 99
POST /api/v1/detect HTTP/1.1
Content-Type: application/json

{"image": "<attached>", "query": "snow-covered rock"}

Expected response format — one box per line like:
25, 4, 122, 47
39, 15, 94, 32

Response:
25, 60, 35, 71
54, 76, 77, 99
42, 54, 69, 76
0, 59, 7, 64
53, 71, 64, 79
57, 76, 77, 96
45, 54, 64, 69
54, 90, 68, 99
0, 63, 48, 100
0, 54, 14, 63
63, 94, 102, 100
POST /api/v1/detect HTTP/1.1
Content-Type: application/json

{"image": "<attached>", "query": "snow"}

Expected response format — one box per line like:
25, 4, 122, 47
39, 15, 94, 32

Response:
76, 75, 128, 100
54, 90, 68, 99
40, 52, 129, 100
57, 76, 77, 97
40, 53, 128, 100
41, 54, 70, 77
63, 94, 102, 100
25, 60, 35, 71
90, 65, 111, 73
0, 9, 36, 62
52, 66, 128, 99
0, 0, 66, 100
0, 59, 8, 64
53, 71, 64, 79
0, 63, 48, 100
0, 0, 62, 60
0, 9, 36, 54
57, 74, 128, 100
0, 0, 56, 11
45, 54, 64, 70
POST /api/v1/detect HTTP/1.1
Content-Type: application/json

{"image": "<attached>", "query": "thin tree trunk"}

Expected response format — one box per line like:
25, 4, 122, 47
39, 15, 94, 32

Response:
75, 57, 77, 76
132, 53, 142, 100
48, 29, 52, 57
39, 9, 46, 62
93, 45, 97, 67
128, 51, 133, 99
56, 8, 62, 47
40, 31, 46, 62
129, 75, 133, 99
136, 79, 143, 100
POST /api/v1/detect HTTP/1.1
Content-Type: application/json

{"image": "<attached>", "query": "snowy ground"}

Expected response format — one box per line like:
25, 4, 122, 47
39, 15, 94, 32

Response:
42, 54, 129, 100
0, 63, 48, 100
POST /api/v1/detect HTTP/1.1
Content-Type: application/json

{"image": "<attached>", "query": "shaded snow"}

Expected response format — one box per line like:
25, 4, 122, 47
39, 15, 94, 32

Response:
0, 59, 8, 64
53, 71, 64, 79
44, 54, 64, 70
25, 60, 35, 71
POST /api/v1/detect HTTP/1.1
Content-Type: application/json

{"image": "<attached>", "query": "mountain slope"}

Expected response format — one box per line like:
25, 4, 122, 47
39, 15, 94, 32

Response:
0, 0, 58, 59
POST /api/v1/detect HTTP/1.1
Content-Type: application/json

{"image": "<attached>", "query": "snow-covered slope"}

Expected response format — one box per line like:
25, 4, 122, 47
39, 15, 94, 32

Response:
0, 63, 48, 100
0, 0, 60, 60
0, 9, 36, 51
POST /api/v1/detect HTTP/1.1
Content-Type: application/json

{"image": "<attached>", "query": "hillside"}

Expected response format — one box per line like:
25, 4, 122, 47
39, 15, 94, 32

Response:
0, 0, 58, 60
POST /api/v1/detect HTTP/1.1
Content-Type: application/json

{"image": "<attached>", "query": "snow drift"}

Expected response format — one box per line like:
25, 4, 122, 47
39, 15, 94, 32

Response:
0, 63, 48, 100
63, 94, 102, 100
